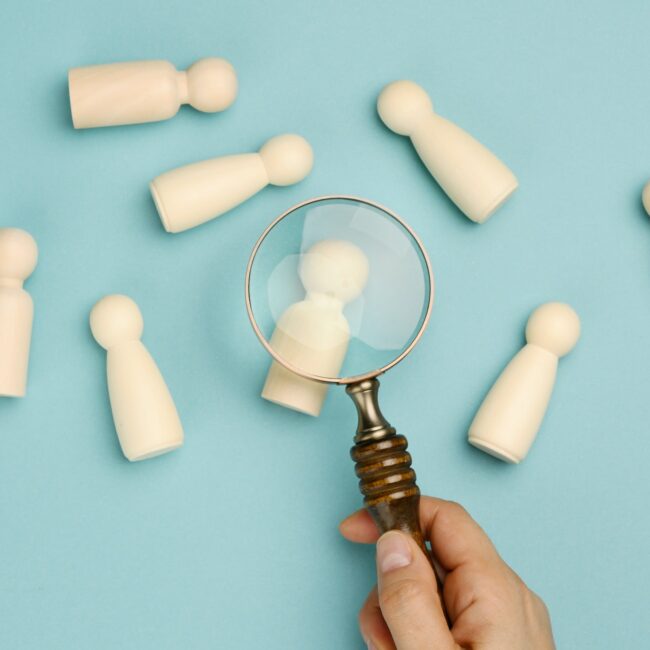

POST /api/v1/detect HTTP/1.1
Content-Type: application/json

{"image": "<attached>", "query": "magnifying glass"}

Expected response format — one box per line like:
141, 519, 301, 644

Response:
245, 196, 434, 554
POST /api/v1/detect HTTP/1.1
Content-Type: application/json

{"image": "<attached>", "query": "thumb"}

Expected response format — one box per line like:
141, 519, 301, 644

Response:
376, 531, 457, 650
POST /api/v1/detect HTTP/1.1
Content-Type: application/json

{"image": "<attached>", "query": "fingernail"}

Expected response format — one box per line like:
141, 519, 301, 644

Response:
364, 638, 377, 650
377, 531, 412, 573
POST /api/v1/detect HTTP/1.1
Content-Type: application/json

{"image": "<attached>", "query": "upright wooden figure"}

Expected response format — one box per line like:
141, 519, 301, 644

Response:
90, 294, 184, 461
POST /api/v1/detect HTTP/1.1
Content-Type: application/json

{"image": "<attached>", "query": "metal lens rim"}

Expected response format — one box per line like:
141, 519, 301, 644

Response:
244, 195, 434, 385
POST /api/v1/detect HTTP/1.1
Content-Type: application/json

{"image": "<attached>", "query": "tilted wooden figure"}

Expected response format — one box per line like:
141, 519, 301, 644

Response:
469, 302, 580, 463
150, 134, 314, 233
377, 80, 518, 224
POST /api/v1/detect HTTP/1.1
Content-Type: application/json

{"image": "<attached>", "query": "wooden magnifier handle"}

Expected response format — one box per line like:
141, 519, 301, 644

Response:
348, 378, 449, 622
347, 378, 427, 556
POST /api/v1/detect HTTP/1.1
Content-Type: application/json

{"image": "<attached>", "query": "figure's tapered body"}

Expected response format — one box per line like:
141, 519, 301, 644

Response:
90, 294, 184, 461
377, 80, 518, 223
0, 228, 38, 398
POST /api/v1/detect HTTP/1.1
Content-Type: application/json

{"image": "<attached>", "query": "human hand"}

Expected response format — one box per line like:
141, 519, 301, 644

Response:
340, 496, 555, 650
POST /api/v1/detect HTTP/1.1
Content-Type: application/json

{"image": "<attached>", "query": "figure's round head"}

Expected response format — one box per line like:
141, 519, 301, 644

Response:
525, 302, 580, 357
299, 240, 369, 304
377, 80, 433, 136
643, 180, 650, 217
187, 57, 238, 113
259, 134, 314, 186
0, 228, 38, 283
90, 294, 144, 350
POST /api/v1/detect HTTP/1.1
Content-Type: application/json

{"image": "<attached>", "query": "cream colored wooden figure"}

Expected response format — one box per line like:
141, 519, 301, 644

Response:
90, 295, 184, 461
469, 302, 580, 463
150, 134, 314, 233
377, 80, 518, 223
643, 180, 650, 216
68, 57, 237, 129
0, 228, 38, 397
263, 240, 369, 417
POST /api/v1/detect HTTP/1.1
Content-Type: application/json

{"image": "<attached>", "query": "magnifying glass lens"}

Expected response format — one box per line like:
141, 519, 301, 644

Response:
247, 197, 432, 383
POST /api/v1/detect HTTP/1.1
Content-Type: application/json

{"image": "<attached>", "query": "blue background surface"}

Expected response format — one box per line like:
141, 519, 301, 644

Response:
1, 1, 649, 647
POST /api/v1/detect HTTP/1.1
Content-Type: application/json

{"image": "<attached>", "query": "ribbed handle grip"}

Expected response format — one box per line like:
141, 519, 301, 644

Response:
347, 379, 426, 555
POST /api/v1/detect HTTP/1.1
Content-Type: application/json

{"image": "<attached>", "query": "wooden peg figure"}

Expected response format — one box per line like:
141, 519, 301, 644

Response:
377, 80, 518, 224
0, 228, 38, 397
69, 57, 238, 129
90, 294, 184, 461
469, 302, 580, 463
150, 134, 314, 233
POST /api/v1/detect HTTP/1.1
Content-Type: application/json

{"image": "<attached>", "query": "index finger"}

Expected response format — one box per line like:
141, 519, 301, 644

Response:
339, 496, 500, 572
